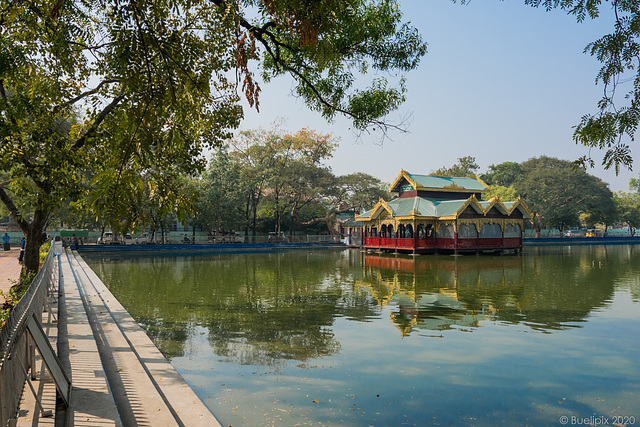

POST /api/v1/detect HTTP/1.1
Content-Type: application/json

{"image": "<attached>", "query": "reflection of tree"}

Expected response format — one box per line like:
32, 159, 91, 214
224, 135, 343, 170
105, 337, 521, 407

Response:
84, 250, 377, 366
361, 247, 621, 335
204, 294, 342, 367
84, 245, 635, 359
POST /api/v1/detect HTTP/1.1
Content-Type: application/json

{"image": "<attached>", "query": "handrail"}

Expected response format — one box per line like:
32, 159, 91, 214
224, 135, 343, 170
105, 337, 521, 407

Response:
0, 241, 59, 425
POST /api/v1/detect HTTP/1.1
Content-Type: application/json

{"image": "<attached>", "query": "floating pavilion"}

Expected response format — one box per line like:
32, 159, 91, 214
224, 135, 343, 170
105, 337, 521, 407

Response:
357, 170, 532, 254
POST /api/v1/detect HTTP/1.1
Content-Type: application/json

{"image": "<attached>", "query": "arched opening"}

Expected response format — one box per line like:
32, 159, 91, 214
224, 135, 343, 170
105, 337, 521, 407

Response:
459, 224, 478, 239
406, 224, 414, 238
504, 224, 521, 238
438, 224, 455, 239
479, 223, 502, 238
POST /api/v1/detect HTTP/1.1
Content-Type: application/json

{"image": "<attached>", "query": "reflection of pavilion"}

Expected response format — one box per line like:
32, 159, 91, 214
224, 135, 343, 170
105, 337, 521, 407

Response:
391, 291, 484, 337
358, 170, 532, 255
357, 253, 526, 336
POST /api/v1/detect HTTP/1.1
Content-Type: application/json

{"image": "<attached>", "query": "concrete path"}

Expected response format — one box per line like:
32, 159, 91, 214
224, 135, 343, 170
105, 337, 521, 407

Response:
0, 248, 21, 301
16, 247, 221, 426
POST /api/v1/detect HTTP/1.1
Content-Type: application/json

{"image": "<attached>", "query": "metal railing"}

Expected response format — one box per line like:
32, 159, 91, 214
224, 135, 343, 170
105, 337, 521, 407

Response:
84, 234, 347, 245
0, 242, 58, 425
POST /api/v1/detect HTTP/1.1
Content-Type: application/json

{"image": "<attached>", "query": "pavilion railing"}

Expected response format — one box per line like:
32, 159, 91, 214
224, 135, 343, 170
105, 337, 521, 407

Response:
0, 241, 59, 426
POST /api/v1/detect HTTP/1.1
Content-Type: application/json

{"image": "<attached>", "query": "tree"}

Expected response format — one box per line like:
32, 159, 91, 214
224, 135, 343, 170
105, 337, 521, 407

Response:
0, 0, 426, 276
615, 172, 640, 235
516, 156, 615, 231
228, 127, 388, 237
432, 156, 480, 177
285, 161, 339, 234
336, 173, 389, 213
614, 192, 640, 236
288, 170, 389, 236
629, 174, 640, 194
230, 126, 339, 237
483, 185, 518, 202
480, 162, 524, 187
520, 0, 640, 172
195, 146, 245, 234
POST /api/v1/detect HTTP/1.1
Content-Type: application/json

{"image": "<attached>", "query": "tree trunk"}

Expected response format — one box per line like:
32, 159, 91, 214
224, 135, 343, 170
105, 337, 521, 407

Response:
22, 209, 48, 277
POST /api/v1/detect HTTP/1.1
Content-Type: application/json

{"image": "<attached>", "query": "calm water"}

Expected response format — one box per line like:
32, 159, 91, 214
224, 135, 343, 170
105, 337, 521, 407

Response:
84, 246, 640, 427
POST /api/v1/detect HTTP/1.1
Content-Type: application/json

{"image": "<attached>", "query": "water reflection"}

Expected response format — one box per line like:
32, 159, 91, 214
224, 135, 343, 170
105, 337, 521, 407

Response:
88, 250, 374, 367
83, 246, 640, 427
360, 246, 625, 336
84, 245, 640, 363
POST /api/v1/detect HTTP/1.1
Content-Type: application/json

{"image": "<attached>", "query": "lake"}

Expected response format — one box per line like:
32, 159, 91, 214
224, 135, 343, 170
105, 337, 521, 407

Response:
83, 245, 640, 427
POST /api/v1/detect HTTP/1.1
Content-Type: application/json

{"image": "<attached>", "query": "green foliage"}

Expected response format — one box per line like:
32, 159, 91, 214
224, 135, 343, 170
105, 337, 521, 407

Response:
483, 185, 518, 202
515, 156, 615, 229
1, 0, 424, 271
480, 162, 525, 187
220, 125, 390, 234
432, 156, 480, 177
230, 126, 340, 234
195, 145, 245, 232
629, 173, 640, 193
337, 172, 389, 213
614, 192, 640, 234
259, 0, 427, 134
522, 0, 640, 172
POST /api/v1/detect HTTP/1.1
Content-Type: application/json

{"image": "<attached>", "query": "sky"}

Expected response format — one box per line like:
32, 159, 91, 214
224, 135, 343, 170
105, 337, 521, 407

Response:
236, 0, 637, 192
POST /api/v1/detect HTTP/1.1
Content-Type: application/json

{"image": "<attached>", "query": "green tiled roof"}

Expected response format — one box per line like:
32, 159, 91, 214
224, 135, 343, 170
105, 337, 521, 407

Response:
343, 218, 362, 227
407, 174, 487, 192
384, 197, 469, 218
358, 194, 532, 221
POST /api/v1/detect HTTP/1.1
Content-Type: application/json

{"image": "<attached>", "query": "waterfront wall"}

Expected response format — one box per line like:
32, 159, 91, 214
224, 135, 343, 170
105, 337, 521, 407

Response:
524, 236, 640, 245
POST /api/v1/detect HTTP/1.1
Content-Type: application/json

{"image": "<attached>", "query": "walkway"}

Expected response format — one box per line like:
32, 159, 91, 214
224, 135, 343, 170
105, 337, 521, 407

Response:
16, 247, 221, 426
0, 248, 21, 301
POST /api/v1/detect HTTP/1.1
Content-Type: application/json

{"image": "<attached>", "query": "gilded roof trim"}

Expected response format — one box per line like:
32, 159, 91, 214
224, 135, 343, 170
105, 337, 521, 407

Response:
389, 170, 490, 193
455, 194, 485, 216
357, 194, 533, 222
483, 197, 510, 216
358, 198, 394, 222
388, 169, 418, 193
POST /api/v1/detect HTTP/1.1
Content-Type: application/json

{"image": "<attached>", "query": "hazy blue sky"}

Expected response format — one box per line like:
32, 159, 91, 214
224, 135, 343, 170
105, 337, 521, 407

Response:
238, 0, 636, 192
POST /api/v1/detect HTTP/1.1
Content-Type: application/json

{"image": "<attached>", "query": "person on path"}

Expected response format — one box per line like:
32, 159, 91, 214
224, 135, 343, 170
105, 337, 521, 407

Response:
2, 233, 9, 251
18, 237, 25, 264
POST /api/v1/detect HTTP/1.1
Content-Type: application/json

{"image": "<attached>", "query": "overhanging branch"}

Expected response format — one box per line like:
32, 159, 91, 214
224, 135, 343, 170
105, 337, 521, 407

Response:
53, 79, 120, 114
0, 185, 29, 233
72, 87, 125, 150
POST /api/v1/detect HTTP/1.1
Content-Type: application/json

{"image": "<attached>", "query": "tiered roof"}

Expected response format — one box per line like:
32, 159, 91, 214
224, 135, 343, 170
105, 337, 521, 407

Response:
389, 170, 489, 194
359, 195, 532, 220
358, 170, 532, 221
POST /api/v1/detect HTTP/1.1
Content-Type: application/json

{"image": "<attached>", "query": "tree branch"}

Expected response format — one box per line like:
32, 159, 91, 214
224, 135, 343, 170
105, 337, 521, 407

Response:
53, 79, 120, 114
72, 87, 125, 150
0, 185, 29, 233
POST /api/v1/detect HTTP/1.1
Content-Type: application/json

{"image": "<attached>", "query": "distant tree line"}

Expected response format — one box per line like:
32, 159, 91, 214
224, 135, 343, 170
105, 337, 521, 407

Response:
436, 156, 640, 235
191, 126, 389, 238
9, 146, 640, 241
41, 126, 389, 239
